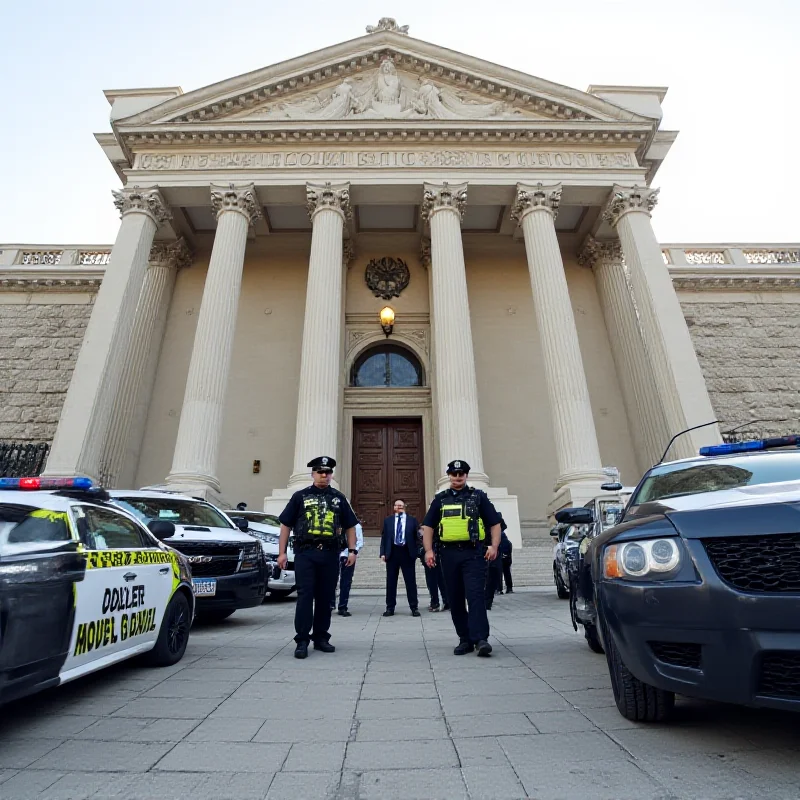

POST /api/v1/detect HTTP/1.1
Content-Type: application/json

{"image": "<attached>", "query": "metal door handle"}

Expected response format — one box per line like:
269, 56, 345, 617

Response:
123, 572, 137, 582
159, 567, 170, 574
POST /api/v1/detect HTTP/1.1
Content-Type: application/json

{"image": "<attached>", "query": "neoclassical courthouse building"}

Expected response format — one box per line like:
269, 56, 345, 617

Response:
2, 19, 799, 543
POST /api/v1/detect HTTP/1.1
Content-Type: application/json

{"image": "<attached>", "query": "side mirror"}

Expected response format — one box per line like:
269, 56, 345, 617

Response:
231, 517, 249, 532
601, 482, 623, 492
148, 520, 176, 541
549, 526, 560, 537
554, 507, 594, 525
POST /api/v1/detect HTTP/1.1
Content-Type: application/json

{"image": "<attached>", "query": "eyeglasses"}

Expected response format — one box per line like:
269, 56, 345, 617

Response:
314, 470, 332, 475
450, 471, 466, 477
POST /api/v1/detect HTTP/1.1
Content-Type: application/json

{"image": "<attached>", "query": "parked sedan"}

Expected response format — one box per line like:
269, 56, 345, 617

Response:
551, 522, 582, 599
557, 436, 800, 722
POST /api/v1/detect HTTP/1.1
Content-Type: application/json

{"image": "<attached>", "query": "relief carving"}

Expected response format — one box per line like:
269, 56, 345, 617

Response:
365, 257, 410, 299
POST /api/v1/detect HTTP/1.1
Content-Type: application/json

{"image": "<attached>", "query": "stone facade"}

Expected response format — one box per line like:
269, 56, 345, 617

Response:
0, 295, 95, 442
681, 294, 800, 437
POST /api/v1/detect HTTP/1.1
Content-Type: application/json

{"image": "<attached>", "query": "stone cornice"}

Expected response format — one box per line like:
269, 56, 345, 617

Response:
0, 267, 103, 292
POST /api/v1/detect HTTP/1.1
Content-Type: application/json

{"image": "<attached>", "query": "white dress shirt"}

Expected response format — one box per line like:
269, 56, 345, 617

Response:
340, 523, 364, 559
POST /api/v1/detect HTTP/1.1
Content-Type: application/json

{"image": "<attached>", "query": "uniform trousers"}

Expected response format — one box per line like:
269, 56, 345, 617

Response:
484, 556, 503, 608
293, 546, 339, 644
439, 544, 489, 643
501, 553, 513, 592
423, 558, 448, 607
335, 556, 356, 610
385, 546, 419, 611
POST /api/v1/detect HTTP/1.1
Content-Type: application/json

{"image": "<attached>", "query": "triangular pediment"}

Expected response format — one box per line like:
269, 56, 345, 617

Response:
115, 29, 653, 130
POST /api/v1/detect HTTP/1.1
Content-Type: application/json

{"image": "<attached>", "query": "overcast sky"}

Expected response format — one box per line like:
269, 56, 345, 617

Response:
1, 0, 796, 245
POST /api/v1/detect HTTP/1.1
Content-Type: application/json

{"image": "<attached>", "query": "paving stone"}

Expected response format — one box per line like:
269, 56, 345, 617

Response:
461, 765, 528, 799
0, 770, 65, 798
186, 717, 265, 742
170, 667, 259, 682
443, 691, 569, 717
359, 682, 438, 699
153, 742, 290, 773
211, 697, 356, 720
499, 731, 628, 770
609, 725, 761, 757
75, 717, 199, 742
282, 742, 346, 772
0, 739, 64, 769
0, 714, 98, 740
29, 740, 175, 772
355, 717, 448, 741
99, 771, 206, 798
112, 698, 222, 719
39, 772, 118, 800
195, 772, 274, 800
140, 679, 242, 699
252, 718, 353, 743
265, 770, 340, 800
356, 698, 442, 719
446, 713, 537, 738
453, 737, 513, 767
358, 768, 468, 799
525, 709, 598, 733
345, 739, 458, 770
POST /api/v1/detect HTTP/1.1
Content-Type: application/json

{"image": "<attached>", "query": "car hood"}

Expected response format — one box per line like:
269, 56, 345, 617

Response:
165, 525, 256, 545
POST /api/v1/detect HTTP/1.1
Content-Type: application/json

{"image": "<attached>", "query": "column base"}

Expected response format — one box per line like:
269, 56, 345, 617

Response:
161, 473, 226, 507
546, 479, 607, 521
484, 486, 521, 549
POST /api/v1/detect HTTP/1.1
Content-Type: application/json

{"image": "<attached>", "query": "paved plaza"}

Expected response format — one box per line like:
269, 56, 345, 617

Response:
1, 589, 799, 799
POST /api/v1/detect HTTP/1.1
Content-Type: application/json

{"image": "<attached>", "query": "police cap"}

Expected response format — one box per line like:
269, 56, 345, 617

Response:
446, 459, 470, 474
308, 456, 336, 472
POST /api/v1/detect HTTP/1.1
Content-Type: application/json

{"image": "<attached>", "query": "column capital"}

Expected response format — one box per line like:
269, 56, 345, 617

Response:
419, 237, 431, 270
602, 184, 660, 227
421, 181, 468, 222
148, 237, 193, 270
510, 182, 562, 224
306, 181, 351, 222
210, 183, 262, 225
578, 235, 623, 270
112, 186, 171, 225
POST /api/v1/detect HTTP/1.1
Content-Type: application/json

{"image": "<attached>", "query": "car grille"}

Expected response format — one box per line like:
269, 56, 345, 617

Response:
649, 641, 702, 669
702, 533, 800, 592
169, 542, 241, 577
757, 652, 800, 699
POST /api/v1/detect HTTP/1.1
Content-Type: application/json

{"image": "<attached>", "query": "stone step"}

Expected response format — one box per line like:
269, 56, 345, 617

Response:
350, 538, 555, 588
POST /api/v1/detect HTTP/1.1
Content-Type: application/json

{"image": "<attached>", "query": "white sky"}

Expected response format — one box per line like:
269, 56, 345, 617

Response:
0, 0, 796, 245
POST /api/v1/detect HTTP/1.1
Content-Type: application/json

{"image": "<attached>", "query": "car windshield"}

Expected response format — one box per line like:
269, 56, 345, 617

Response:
236, 512, 280, 527
0, 503, 72, 550
631, 453, 800, 506
113, 497, 233, 529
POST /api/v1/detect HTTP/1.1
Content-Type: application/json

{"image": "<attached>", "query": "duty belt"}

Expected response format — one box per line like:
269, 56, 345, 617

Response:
440, 541, 484, 550
295, 540, 339, 552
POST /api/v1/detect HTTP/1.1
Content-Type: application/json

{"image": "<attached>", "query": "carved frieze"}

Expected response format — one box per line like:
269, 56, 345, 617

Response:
112, 186, 171, 225
364, 257, 410, 299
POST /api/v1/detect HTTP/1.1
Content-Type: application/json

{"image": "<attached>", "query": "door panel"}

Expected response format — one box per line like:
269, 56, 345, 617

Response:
352, 419, 424, 535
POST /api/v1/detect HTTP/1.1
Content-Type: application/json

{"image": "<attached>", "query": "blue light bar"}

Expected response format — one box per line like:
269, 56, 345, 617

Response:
0, 477, 95, 491
700, 435, 800, 457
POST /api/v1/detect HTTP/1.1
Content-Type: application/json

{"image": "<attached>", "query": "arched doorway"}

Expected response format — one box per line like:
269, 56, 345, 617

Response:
348, 343, 427, 534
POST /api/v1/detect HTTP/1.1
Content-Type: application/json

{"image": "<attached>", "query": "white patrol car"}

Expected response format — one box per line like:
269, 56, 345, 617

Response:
226, 509, 296, 598
108, 490, 268, 622
0, 477, 194, 706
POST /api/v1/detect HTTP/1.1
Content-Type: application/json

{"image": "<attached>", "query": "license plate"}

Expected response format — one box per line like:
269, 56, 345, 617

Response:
192, 578, 217, 596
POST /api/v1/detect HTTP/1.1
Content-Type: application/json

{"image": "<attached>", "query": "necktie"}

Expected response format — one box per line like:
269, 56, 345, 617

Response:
395, 514, 403, 545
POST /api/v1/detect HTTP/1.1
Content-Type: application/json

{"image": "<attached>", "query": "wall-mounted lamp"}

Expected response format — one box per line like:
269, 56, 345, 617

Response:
379, 306, 395, 337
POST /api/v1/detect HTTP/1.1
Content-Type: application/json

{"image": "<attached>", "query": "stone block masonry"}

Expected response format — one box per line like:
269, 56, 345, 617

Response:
0, 295, 94, 442
681, 296, 800, 437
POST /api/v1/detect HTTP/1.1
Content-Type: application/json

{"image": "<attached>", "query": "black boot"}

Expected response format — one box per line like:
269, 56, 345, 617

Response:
294, 642, 308, 659
454, 640, 475, 655
314, 641, 336, 653
476, 640, 492, 657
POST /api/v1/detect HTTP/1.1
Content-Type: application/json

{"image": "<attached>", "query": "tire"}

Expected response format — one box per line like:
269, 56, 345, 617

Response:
584, 623, 604, 654
196, 609, 235, 624
144, 592, 191, 666
268, 589, 295, 600
554, 564, 569, 599
605, 624, 675, 722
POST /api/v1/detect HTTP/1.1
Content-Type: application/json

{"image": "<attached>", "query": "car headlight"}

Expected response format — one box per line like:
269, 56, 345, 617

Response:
604, 538, 681, 579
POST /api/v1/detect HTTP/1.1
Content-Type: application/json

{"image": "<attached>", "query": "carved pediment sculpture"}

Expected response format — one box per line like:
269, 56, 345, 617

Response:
238, 58, 533, 122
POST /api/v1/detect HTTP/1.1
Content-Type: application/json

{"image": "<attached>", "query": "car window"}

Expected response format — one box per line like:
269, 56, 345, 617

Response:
0, 503, 72, 550
113, 497, 234, 529
238, 512, 281, 527
632, 453, 800, 506
73, 506, 148, 550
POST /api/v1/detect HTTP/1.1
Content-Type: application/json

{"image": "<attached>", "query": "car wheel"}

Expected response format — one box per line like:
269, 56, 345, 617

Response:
144, 592, 191, 666
584, 623, 604, 654
554, 564, 569, 599
268, 589, 295, 600
605, 623, 674, 722
196, 609, 235, 624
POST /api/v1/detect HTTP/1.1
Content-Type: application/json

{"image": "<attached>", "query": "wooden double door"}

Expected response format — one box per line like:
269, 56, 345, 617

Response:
351, 418, 425, 536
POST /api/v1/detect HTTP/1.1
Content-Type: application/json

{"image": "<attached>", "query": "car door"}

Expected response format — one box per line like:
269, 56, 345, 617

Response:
61, 504, 174, 680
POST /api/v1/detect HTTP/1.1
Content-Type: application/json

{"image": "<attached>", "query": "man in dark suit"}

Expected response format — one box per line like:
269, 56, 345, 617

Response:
380, 499, 420, 617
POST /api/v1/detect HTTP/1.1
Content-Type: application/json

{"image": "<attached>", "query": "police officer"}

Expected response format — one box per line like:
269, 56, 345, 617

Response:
278, 456, 358, 659
421, 460, 501, 657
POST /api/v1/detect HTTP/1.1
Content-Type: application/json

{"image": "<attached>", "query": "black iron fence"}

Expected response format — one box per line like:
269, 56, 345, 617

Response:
0, 442, 50, 478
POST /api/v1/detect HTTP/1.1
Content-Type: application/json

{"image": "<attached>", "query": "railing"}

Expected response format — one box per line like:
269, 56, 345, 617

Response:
662, 245, 800, 267
0, 442, 50, 478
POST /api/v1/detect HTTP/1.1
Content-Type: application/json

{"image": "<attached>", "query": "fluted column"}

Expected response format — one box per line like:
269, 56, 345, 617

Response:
100, 239, 193, 488
511, 183, 605, 496
286, 182, 350, 490
422, 181, 488, 489
603, 186, 720, 459
44, 187, 170, 479
580, 236, 670, 472
166, 184, 261, 496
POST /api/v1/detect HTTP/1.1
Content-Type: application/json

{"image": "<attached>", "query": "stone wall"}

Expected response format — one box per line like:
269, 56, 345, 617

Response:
680, 293, 800, 436
0, 294, 94, 442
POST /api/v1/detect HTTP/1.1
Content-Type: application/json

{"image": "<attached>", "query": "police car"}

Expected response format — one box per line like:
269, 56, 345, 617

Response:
0, 477, 194, 705
557, 435, 800, 722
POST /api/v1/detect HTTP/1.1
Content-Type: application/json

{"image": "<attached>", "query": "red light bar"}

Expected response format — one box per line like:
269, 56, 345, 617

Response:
0, 477, 94, 491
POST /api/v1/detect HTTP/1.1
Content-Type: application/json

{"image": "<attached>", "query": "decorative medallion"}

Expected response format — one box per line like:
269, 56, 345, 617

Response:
365, 257, 410, 300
